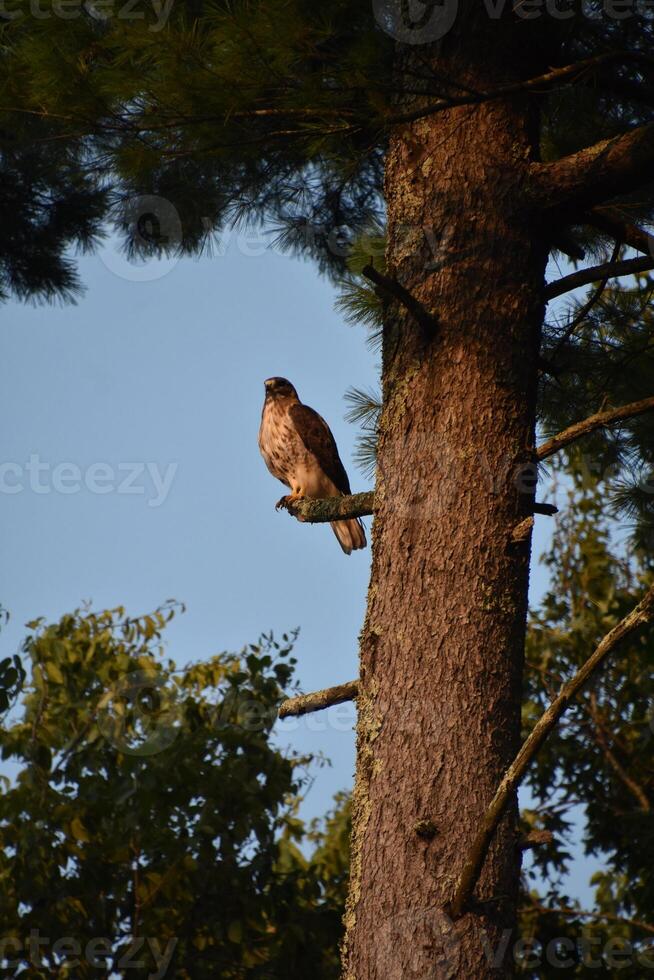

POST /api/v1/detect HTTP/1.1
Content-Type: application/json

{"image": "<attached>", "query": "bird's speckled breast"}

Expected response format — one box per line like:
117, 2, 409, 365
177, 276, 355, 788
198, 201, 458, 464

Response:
258, 397, 307, 487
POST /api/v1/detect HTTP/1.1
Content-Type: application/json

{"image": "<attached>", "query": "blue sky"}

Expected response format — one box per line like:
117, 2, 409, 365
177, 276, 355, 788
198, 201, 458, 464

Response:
0, 231, 598, 901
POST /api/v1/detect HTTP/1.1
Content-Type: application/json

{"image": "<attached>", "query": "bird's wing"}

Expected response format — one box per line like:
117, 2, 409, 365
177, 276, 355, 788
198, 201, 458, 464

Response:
289, 403, 351, 494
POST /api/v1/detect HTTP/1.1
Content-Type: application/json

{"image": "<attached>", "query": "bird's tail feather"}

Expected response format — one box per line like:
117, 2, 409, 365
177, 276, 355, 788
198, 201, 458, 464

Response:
331, 518, 367, 555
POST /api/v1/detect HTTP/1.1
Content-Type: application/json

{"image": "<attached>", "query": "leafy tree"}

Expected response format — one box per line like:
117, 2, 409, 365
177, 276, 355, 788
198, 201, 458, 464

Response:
0, 604, 349, 978
517, 460, 654, 977
0, 607, 24, 714
4, 3, 654, 974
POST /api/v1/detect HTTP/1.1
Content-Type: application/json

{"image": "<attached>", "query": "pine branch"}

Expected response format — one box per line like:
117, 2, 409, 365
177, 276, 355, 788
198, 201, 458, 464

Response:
525, 900, 654, 936
284, 494, 556, 523
361, 265, 437, 335
597, 75, 654, 114
530, 121, 654, 213
552, 232, 585, 262
545, 254, 654, 301
587, 691, 651, 812
536, 395, 654, 461
550, 241, 621, 359
386, 52, 654, 127
585, 206, 654, 257
278, 680, 359, 719
449, 582, 654, 920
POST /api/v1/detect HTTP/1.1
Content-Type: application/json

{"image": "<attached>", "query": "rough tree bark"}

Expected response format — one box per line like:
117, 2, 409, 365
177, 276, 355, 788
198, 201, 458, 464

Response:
343, 16, 550, 979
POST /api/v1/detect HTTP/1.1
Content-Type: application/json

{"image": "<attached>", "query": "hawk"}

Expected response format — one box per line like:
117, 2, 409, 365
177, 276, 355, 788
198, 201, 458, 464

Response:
258, 377, 367, 555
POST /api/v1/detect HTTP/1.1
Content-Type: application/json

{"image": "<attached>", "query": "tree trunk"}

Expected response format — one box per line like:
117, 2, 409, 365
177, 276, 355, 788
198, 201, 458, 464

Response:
343, 17, 549, 980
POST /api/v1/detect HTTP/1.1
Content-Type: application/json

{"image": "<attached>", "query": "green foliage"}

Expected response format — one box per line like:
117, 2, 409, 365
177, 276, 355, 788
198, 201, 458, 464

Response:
343, 386, 381, 481
306, 792, 351, 911
0, 103, 109, 303
4, 1, 653, 299
337, 226, 384, 480
334, 224, 386, 344
518, 468, 654, 975
0, 604, 350, 978
0, 607, 25, 715
1, 435, 652, 980
0, 653, 24, 716
541, 281, 654, 550
1, 0, 390, 294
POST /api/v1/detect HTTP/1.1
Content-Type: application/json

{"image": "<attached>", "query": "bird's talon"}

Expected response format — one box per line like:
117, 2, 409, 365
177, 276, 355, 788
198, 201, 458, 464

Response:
276, 492, 304, 512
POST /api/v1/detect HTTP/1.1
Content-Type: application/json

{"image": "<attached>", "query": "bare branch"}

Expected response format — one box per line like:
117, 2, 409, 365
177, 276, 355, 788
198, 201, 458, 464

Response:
278, 680, 359, 719
532, 502, 558, 516
449, 583, 654, 919
545, 254, 654, 301
586, 206, 654, 257
536, 395, 654, 461
529, 121, 654, 213
286, 491, 374, 523
361, 264, 437, 335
